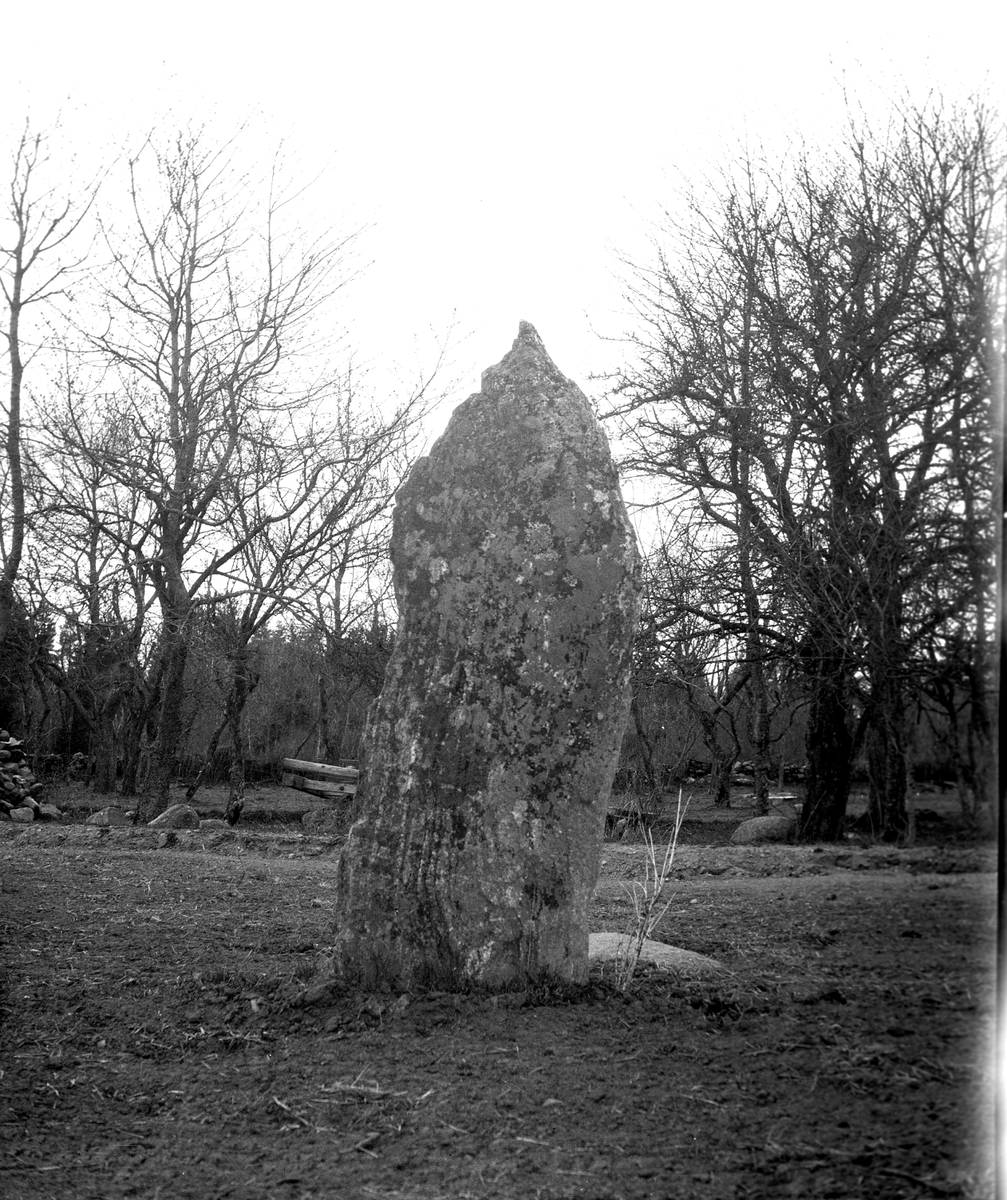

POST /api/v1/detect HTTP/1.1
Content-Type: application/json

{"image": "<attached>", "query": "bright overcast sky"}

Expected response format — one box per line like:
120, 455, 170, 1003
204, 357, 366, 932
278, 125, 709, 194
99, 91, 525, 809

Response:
3, 0, 1001, 443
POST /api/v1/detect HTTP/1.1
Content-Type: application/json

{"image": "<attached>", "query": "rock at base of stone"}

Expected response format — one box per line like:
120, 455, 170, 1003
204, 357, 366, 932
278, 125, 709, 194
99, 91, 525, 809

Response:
86, 807, 129, 828
9, 806, 34, 823
588, 932, 724, 977
730, 815, 796, 845
200, 818, 227, 830
302, 809, 345, 834
36, 804, 63, 822
148, 804, 200, 830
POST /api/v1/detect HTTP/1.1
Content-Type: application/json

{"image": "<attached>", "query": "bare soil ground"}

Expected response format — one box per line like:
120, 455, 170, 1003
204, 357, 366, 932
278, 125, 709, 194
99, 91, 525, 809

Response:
0, 783, 996, 1199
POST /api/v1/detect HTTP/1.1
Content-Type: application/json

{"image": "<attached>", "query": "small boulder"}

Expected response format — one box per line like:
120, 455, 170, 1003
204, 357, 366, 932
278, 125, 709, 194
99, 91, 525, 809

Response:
588, 932, 723, 977
730, 815, 796, 845
148, 804, 200, 829
86, 807, 130, 827
9, 806, 34, 823
35, 804, 63, 822
200, 818, 227, 830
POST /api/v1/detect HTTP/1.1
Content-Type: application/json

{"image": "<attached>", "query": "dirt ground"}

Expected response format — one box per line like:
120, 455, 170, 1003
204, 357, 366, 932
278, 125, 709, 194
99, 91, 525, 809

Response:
0, 783, 997, 1199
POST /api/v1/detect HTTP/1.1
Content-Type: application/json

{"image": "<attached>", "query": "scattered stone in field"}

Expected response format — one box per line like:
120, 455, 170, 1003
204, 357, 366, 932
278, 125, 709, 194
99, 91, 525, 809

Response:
86, 807, 130, 828
302, 809, 345, 833
9, 806, 34, 823
335, 322, 640, 991
148, 803, 200, 829
730, 816, 796, 845
35, 804, 63, 822
200, 818, 227, 830
835, 852, 873, 870
157, 831, 177, 848
588, 932, 724, 977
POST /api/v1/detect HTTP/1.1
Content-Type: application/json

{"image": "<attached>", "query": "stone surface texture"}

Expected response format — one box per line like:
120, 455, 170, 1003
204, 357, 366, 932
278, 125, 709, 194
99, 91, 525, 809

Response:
335, 323, 639, 990
147, 803, 200, 830
85, 807, 129, 828
730, 815, 797, 845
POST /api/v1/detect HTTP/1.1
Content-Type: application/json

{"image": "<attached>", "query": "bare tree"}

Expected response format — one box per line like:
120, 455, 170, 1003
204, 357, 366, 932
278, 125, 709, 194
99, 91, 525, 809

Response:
636, 520, 789, 808
48, 129, 364, 820
178, 389, 421, 823
0, 126, 96, 651
612, 95, 1002, 840
32, 397, 156, 792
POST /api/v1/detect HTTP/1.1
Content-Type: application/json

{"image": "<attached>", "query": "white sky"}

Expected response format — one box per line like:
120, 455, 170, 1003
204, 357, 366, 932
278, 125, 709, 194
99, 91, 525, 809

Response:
2, 0, 1002, 446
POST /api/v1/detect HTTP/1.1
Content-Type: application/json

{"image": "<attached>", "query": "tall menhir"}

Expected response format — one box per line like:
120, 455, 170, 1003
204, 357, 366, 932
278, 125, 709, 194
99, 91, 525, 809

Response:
334, 322, 640, 989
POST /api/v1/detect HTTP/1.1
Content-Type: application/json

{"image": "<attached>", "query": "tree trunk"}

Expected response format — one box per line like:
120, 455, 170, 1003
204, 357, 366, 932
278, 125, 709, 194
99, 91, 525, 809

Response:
864, 674, 910, 841
224, 654, 257, 826
964, 653, 997, 835
630, 692, 658, 791
0, 241, 26, 654
695, 706, 737, 809
225, 758, 244, 825
747, 656, 771, 816
225, 754, 245, 826
799, 658, 853, 841
90, 710, 119, 795
0, 581, 16, 656
119, 692, 155, 798
184, 715, 228, 803
136, 619, 188, 822
710, 751, 736, 809
317, 671, 331, 763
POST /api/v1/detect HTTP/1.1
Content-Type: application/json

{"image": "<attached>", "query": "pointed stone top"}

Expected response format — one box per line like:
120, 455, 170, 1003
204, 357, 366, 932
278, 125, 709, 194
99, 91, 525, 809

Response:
516, 320, 544, 348
481, 321, 570, 396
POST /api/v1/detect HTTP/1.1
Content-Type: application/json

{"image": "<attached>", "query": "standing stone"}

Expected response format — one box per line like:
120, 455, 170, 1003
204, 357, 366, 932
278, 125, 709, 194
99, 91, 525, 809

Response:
334, 322, 639, 990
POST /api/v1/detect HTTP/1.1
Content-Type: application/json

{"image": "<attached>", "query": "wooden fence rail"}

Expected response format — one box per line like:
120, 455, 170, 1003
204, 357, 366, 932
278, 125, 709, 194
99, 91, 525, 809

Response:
281, 758, 358, 800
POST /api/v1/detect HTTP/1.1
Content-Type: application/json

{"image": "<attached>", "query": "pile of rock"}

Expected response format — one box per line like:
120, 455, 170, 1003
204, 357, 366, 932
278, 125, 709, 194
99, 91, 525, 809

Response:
0, 729, 60, 823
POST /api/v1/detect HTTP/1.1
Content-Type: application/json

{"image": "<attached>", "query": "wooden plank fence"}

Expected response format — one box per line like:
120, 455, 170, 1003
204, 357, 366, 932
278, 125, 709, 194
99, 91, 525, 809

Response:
281, 758, 358, 800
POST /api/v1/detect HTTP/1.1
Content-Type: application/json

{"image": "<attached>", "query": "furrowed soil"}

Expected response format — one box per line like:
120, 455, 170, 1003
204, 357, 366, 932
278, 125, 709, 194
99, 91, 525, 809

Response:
0, 784, 996, 1200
